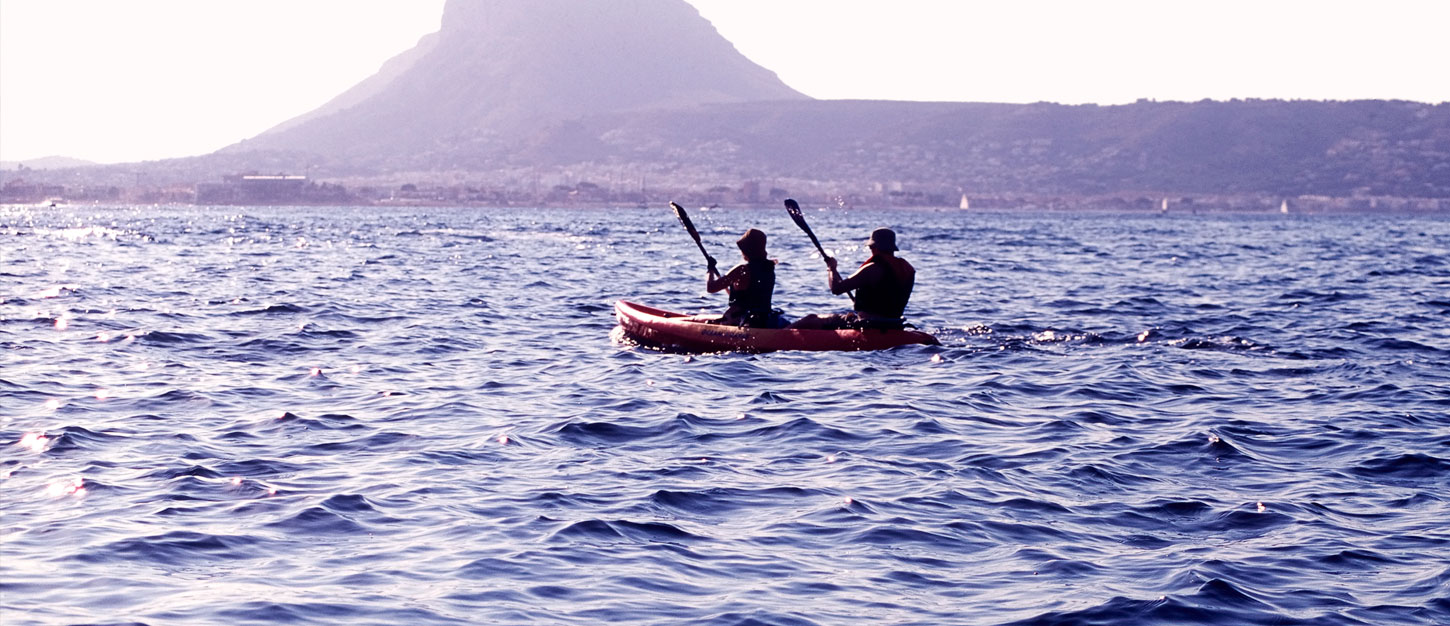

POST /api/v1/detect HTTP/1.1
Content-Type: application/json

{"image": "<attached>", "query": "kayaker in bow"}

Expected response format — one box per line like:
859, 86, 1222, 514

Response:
707, 228, 786, 328
789, 227, 915, 330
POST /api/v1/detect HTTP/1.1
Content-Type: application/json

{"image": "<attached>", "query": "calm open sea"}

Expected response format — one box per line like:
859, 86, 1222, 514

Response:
2, 204, 1447, 625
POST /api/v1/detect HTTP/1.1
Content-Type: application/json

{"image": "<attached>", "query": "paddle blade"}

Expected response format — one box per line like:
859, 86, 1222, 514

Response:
784, 197, 825, 251
670, 201, 702, 242
785, 198, 813, 231
784, 197, 802, 219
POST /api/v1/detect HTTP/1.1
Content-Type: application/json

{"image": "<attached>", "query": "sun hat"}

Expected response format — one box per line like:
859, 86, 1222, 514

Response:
867, 228, 897, 252
737, 228, 767, 259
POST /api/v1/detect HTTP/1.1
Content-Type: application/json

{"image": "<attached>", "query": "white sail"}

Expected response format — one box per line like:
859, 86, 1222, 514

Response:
959, 193, 970, 210
1280, 199, 1289, 214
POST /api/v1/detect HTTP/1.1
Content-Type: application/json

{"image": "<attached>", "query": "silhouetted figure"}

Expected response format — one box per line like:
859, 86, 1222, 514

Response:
790, 228, 915, 330
708, 229, 785, 328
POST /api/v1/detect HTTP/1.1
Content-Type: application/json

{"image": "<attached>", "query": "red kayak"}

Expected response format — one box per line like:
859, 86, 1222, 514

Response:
613, 300, 939, 353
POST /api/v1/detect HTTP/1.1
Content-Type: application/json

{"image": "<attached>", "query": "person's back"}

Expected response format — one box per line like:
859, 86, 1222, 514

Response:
727, 256, 777, 325
708, 228, 784, 328
852, 254, 914, 320
790, 227, 915, 330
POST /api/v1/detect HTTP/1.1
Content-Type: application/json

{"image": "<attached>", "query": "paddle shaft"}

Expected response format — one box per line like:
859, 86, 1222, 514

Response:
670, 202, 718, 279
796, 217, 830, 260
784, 199, 855, 304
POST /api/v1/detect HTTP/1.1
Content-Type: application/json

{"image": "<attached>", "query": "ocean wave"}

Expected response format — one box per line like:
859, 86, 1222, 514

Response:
3, 206, 1447, 625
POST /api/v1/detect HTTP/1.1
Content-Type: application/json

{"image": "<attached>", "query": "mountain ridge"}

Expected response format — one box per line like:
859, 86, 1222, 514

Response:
227, 0, 805, 159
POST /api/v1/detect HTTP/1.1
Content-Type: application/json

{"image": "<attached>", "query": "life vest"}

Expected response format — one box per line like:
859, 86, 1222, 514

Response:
727, 258, 776, 324
854, 256, 914, 318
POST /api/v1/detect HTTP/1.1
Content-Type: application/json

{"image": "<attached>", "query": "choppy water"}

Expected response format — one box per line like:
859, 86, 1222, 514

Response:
2, 204, 1448, 625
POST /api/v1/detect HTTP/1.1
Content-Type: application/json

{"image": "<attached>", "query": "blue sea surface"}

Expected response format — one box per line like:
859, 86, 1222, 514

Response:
2, 204, 1448, 625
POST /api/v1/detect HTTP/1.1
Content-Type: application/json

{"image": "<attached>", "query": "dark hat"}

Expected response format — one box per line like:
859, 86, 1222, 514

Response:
867, 228, 897, 252
737, 228, 767, 259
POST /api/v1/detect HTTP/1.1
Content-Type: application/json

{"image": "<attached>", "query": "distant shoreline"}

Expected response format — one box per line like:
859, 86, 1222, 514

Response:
7, 198, 1447, 216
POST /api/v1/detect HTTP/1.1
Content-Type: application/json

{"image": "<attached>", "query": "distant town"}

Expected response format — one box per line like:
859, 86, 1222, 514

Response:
2, 170, 1446, 214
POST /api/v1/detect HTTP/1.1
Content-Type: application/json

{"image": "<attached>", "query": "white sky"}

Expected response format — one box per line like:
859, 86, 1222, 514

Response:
2, 0, 1446, 164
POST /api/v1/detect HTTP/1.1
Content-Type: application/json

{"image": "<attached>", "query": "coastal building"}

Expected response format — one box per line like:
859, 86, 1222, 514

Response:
194, 174, 350, 205
195, 174, 309, 205
1, 179, 67, 204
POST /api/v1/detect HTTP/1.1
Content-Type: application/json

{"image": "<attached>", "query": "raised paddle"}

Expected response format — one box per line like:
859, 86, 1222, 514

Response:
670, 201, 718, 279
784, 198, 855, 304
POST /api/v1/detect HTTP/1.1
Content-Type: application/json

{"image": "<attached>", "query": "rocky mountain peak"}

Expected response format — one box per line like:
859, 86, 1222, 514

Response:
231, 0, 805, 158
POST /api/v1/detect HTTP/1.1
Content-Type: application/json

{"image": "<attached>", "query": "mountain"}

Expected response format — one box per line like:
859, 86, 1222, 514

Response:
227, 0, 806, 161
504, 98, 1450, 197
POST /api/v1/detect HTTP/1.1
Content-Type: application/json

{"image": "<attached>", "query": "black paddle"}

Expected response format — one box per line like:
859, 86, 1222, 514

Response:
784, 198, 854, 304
670, 201, 718, 279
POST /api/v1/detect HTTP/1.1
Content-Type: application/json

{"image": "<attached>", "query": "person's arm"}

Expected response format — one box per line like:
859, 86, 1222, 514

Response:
829, 260, 877, 295
824, 256, 845, 294
708, 264, 748, 293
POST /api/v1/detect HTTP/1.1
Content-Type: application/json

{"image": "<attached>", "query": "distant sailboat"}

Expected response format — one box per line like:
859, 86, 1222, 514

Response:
959, 193, 970, 210
1160, 198, 1168, 214
1280, 199, 1289, 214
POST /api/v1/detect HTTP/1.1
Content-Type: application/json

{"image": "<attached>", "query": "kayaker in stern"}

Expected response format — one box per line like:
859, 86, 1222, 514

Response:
789, 227, 916, 330
708, 228, 786, 328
